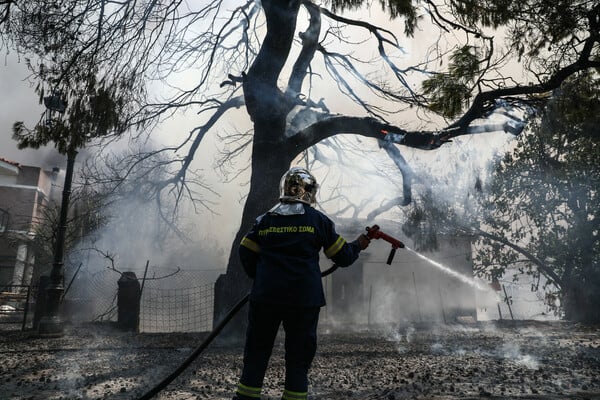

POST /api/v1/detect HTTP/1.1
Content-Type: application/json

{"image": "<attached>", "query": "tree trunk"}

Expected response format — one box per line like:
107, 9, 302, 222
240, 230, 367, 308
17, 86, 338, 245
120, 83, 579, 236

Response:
213, 113, 296, 342
561, 189, 600, 323
213, 0, 301, 341
213, 142, 293, 341
562, 236, 600, 323
562, 267, 600, 323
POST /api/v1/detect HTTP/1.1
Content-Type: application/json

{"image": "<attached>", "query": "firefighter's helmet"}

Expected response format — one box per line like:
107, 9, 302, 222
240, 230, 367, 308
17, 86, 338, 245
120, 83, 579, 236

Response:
279, 167, 318, 204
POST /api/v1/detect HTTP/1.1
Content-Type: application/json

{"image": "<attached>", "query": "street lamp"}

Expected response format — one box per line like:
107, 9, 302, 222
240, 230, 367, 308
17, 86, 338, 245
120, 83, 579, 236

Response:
37, 92, 76, 337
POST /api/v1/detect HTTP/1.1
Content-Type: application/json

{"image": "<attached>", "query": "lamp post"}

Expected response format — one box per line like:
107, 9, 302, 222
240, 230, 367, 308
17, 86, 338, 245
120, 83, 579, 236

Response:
38, 93, 76, 337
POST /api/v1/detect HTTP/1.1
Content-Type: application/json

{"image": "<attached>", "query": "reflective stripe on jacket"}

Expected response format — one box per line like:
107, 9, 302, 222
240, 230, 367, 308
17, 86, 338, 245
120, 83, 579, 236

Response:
239, 202, 361, 307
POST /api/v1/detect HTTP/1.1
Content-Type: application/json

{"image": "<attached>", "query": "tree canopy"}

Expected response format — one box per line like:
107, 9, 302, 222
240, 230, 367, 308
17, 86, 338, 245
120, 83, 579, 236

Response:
403, 72, 600, 322
1, 0, 598, 326
474, 73, 600, 322
2, 0, 597, 199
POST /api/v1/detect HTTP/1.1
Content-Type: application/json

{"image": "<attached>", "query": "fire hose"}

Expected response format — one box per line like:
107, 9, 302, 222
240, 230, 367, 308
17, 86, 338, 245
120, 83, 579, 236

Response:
137, 225, 403, 399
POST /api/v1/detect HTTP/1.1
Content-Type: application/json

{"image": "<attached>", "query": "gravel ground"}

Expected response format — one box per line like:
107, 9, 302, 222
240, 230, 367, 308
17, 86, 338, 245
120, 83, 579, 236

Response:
1, 320, 599, 400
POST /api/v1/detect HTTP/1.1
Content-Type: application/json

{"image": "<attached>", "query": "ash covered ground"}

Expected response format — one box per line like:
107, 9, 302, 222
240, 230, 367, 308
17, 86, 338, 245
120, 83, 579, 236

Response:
1, 321, 599, 400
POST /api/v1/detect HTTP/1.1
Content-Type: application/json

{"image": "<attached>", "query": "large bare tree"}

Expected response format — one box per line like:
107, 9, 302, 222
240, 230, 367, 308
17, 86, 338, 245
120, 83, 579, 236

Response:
2, 0, 598, 333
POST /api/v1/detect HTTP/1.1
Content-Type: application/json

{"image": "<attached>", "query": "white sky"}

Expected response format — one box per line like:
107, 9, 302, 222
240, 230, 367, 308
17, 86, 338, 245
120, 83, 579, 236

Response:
0, 55, 65, 167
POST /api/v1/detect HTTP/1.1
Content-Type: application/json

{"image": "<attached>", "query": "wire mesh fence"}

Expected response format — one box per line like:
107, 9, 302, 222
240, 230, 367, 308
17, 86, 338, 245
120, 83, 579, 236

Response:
2, 261, 558, 333
139, 270, 219, 333
64, 267, 222, 333
0, 284, 33, 330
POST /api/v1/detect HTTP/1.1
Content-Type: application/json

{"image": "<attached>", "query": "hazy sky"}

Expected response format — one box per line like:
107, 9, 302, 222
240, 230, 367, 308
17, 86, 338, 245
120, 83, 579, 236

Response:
0, 54, 65, 168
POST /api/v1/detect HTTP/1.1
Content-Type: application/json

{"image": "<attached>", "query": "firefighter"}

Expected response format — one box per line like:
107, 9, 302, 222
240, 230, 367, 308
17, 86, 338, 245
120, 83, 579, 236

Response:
233, 166, 370, 400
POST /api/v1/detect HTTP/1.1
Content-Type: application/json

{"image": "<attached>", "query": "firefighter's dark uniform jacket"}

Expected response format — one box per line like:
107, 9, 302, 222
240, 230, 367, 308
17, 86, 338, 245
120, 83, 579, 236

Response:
239, 201, 362, 307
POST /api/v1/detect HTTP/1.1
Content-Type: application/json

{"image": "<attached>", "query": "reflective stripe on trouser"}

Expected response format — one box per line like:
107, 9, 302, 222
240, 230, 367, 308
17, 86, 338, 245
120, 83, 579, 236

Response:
236, 382, 262, 399
282, 388, 308, 400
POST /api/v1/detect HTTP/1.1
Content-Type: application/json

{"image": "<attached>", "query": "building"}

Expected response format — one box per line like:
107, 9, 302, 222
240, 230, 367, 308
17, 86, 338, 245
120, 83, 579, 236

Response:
0, 158, 57, 290
322, 220, 478, 327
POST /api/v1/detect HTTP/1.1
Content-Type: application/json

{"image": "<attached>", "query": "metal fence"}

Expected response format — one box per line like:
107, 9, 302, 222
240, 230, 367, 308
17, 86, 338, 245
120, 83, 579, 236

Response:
140, 283, 214, 333
0, 284, 34, 330
2, 265, 559, 333
64, 267, 222, 333
0, 267, 223, 333
478, 278, 558, 321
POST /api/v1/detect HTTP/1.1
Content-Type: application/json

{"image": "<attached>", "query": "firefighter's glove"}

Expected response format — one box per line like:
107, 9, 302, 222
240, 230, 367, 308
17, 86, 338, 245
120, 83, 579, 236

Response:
356, 234, 371, 250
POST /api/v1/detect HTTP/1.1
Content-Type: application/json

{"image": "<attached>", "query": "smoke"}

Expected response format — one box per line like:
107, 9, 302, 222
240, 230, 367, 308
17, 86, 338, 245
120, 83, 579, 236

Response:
55, 135, 235, 330
500, 341, 540, 370
70, 197, 222, 271
0, 52, 245, 330
382, 325, 415, 353
309, 117, 522, 333
412, 131, 515, 222
378, 322, 543, 371
62, 186, 228, 330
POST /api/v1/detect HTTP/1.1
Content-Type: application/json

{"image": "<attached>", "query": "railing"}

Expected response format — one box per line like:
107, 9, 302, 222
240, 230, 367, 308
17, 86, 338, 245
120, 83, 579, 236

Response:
0, 284, 34, 330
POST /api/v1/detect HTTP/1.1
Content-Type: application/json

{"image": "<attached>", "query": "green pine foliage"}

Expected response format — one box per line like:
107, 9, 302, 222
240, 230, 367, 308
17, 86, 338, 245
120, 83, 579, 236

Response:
12, 73, 130, 155
326, 0, 419, 35
422, 45, 480, 118
475, 72, 600, 321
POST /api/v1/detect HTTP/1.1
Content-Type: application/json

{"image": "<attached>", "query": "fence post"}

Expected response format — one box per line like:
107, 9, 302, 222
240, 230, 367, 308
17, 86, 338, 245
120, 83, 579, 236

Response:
21, 285, 32, 331
32, 276, 50, 331
502, 284, 514, 320
412, 271, 422, 322
137, 261, 150, 333
62, 263, 83, 301
438, 286, 447, 324
117, 272, 141, 331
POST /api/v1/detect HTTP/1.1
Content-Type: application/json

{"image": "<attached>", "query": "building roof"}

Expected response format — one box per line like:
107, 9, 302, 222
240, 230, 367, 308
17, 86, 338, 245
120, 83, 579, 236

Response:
0, 157, 20, 176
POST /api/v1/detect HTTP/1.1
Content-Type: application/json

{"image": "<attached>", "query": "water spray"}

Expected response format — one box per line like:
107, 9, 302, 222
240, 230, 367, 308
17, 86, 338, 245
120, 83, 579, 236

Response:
364, 224, 491, 293
404, 247, 491, 292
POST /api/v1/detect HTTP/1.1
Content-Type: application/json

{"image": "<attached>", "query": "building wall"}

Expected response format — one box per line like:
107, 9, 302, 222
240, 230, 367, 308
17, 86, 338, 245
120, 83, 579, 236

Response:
0, 185, 41, 233
322, 221, 477, 326
0, 160, 56, 288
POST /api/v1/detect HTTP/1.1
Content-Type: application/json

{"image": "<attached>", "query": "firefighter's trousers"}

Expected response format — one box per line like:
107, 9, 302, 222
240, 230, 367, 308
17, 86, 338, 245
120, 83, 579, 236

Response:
236, 301, 320, 400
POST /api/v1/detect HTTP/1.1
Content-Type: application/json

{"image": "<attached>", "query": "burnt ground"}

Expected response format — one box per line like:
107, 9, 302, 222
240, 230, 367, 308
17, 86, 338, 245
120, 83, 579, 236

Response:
0, 320, 599, 400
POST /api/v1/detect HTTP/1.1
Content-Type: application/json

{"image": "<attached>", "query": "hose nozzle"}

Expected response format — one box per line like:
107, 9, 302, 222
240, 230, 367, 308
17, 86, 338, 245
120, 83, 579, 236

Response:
365, 225, 405, 265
